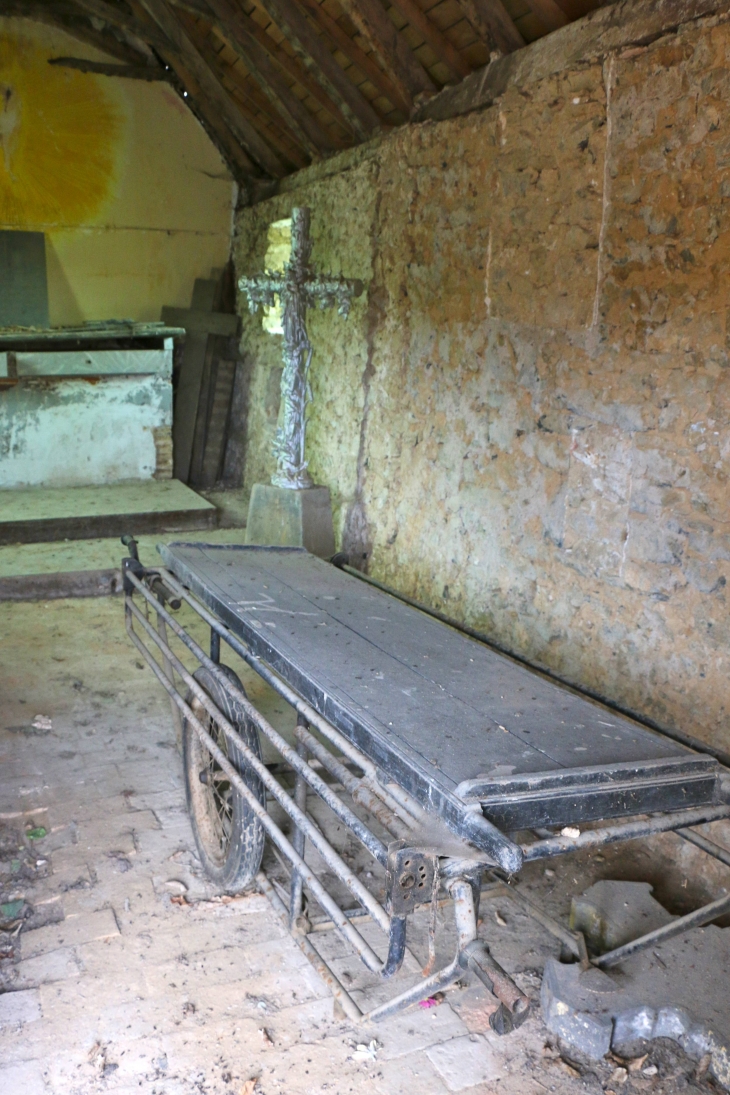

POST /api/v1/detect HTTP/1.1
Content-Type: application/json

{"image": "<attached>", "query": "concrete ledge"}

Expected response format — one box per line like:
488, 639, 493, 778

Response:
0, 481, 217, 545
0, 569, 123, 602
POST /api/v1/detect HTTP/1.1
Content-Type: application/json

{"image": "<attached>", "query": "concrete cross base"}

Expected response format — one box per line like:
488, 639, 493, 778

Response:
246, 483, 336, 558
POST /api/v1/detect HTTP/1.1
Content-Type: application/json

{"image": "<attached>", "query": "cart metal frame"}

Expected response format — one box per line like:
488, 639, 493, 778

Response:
122, 540, 730, 1032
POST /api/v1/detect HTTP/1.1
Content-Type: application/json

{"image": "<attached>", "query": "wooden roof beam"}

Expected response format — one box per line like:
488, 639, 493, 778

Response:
204, 0, 338, 155
522, 0, 568, 33
165, 0, 357, 138
136, 0, 287, 175
454, 0, 524, 55
156, 53, 260, 181
298, 0, 409, 115
182, 19, 311, 167
70, 0, 172, 51
48, 55, 168, 77
336, 0, 436, 108
388, 0, 472, 82
255, 0, 381, 140
0, 0, 159, 64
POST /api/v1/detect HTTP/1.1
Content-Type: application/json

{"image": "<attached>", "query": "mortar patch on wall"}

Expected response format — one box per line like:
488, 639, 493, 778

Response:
0, 31, 124, 227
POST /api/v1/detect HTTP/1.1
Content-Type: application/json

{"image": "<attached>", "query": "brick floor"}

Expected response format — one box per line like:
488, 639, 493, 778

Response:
1, 596, 725, 1095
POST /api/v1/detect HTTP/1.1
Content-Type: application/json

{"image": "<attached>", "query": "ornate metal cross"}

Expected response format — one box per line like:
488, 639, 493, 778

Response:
239, 206, 363, 489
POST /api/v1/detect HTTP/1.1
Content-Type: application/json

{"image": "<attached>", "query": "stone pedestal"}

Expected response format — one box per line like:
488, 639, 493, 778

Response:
246, 484, 335, 558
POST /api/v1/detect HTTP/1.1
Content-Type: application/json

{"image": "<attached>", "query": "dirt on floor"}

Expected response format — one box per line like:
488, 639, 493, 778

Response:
0, 596, 727, 1094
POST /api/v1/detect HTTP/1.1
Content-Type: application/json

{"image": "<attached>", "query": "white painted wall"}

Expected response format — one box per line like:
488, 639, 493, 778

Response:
0, 372, 172, 488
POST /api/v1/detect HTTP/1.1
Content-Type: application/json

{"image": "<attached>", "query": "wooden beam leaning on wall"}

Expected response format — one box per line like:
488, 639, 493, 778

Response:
204, 0, 338, 156
388, 0, 472, 81
454, 0, 525, 54
415, 0, 730, 125
336, 0, 436, 109
136, 0, 287, 176
254, 0, 382, 140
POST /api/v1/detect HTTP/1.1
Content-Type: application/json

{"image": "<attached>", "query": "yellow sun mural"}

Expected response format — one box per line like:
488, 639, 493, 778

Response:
0, 33, 123, 226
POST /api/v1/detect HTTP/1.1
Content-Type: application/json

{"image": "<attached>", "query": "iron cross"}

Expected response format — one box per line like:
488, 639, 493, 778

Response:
239, 206, 363, 489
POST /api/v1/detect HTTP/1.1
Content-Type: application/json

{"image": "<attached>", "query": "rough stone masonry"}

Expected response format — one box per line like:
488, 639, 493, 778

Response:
231, 0, 730, 759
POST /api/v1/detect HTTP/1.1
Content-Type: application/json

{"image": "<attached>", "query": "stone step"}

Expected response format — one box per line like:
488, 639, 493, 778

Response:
0, 480, 217, 546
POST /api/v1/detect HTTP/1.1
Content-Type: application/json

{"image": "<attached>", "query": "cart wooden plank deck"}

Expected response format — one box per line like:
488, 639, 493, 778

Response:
122, 540, 730, 1030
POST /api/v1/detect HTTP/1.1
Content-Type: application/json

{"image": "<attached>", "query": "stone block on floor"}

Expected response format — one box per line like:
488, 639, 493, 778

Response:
570, 880, 674, 954
21, 907, 120, 959
0, 988, 42, 1028
0, 1059, 47, 1095
426, 1033, 504, 1092
368, 1002, 470, 1061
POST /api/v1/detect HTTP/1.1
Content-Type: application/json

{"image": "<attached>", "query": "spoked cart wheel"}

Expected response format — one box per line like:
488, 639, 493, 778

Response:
183, 665, 266, 892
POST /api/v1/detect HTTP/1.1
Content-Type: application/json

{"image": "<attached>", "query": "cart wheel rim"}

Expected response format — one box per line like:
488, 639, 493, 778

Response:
190, 697, 235, 867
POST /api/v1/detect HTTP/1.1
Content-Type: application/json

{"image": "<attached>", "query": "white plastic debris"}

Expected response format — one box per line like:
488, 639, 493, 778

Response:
32, 715, 52, 731
352, 1040, 379, 1061
163, 879, 188, 896
560, 826, 581, 840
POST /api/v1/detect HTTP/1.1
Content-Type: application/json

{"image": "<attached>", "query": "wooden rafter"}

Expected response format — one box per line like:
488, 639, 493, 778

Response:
136, 0, 287, 175
336, 0, 435, 108
183, 18, 310, 167
48, 55, 168, 76
0, 0, 158, 64
522, 0, 568, 33
168, 0, 357, 135
388, 0, 471, 81
298, 0, 409, 115
453, 0, 524, 55
255, 0, 381, 140
163, 0, 361, 136
203, 0, 337, 156
71, 0, 172, 51
3, 0, 613, 193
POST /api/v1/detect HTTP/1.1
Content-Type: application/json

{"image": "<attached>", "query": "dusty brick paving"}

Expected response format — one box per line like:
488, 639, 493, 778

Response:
0, 598, 723, 1094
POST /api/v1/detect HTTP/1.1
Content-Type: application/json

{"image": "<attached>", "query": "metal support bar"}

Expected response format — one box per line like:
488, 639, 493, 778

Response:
126, 574, 389, 872
307, 882, 504, 934
293, 721, 411, 842
126, 615, 391, 972
459, 940, 530, 1034
125, 593, 394, 952
289, 729, 308, 929
362, 877, 478, 1024
155, 609, 183, 747
257, 871, 363, 1022
593, 891, 730, 969
521, 805, 730, 860
678, 827, 730, 868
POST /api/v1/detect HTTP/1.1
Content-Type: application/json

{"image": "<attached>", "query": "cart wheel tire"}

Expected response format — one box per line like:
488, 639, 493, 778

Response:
182, 665, 265, 892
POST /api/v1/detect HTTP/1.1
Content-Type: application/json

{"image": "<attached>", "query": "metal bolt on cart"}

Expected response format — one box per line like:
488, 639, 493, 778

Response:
122, 537, 730, 1029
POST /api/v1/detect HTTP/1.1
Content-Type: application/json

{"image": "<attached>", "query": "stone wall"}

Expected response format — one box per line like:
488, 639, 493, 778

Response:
232, 1, 730, 755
